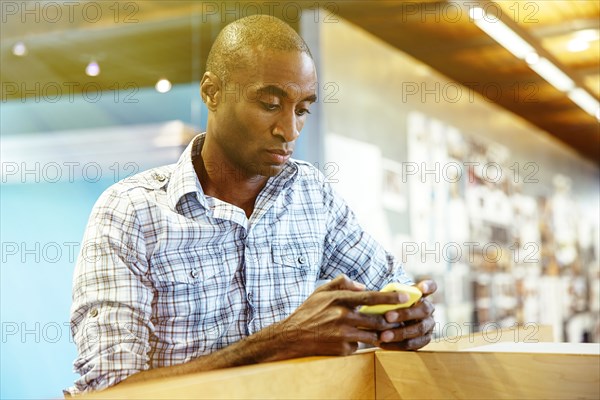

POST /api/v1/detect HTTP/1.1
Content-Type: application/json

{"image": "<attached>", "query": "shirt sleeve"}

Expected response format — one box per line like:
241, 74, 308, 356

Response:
66, 187, 154, 395
319, 180, 413, 289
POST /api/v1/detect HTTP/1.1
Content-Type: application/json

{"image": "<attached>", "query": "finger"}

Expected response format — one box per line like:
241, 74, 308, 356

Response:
342, 328, 380, 347
313, 321, 380, 347
315, 274, 366, 293
416, 280, 437, 297
336, 290, 410, 308
379, 333, 432, 351
379, 316, 436, 344
345, 311, 401, 332
384, 298, 435, 323
346, 341, 359, 355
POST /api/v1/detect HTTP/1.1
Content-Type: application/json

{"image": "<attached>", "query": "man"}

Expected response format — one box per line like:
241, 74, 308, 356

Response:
67, 15, 436, 394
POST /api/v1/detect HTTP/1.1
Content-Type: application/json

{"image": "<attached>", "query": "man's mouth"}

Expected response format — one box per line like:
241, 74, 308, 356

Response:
266, 149, 292, 164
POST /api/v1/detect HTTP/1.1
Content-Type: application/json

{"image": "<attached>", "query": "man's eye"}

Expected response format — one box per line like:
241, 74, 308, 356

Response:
261, 102, 280, 111
296, 108, 311, 116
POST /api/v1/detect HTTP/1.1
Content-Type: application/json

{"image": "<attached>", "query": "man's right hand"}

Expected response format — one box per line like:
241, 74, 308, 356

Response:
266, 274, 410, 359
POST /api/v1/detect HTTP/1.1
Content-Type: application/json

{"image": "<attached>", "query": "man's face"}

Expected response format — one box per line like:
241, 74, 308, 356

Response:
211, 49, 317, 178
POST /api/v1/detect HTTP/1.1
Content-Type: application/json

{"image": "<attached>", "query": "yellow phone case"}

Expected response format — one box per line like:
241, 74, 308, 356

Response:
359, 283, 422, 314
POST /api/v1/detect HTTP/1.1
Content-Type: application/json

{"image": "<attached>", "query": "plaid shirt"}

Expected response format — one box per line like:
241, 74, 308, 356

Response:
67, 133, 410, 394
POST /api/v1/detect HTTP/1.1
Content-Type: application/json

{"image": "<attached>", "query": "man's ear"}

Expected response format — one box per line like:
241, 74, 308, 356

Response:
200, 72, 221, 111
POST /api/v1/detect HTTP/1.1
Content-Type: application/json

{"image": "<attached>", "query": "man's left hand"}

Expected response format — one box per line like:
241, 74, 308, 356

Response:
377, 280, 437, 350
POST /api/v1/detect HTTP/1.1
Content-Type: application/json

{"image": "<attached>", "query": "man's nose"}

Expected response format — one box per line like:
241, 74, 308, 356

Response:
272, 110, 300, 142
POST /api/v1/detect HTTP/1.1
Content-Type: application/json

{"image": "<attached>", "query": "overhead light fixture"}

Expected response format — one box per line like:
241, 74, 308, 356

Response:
566, 39, 589, 53
468, 5, 599, 118
85, 61, 100, 77
12, 42, 27, 56
568, 88, 600, 120
528, 57, 575, 92
468, 6, 486, 21
155, 78, 172, 93
469, 7, 534, 60
566, 28, 599, 53
573, 29, 600, 42
524, 52, 540, 65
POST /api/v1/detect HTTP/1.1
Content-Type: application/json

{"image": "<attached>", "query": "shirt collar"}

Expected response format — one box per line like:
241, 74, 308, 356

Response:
166, 132, 300, 212
166, 133, 206, 211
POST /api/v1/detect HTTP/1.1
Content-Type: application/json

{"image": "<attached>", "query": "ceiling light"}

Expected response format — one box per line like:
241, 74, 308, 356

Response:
528, 57, 575, 92
566, 29, 599, 53
470, 8, 534, 59
12, 42, 27, 56
468, 7, 596, 121
574, 29, 600, 42
155, 78, 172, 93
567, 88, 600, 120
85, 61, 100, 77
567, 38, 590, 53
525, 52, 540, 65
468, 7, 485, 21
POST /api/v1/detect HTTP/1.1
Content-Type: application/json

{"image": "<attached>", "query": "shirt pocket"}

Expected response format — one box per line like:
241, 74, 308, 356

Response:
268, 241, 323, 311
150, 245, 229, 321
151, 245, 224, 285
272, 241, 322, 272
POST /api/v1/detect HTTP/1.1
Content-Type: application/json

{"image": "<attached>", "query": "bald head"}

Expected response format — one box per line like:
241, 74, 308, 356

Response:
205, 15, 313, 84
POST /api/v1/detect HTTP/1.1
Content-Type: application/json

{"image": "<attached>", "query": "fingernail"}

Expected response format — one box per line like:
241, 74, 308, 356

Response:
398, 293, 410, 303
386, 311, 399, 323
353, 281, 366, 290
381, 331, 394, 343
420, 282, 429, 292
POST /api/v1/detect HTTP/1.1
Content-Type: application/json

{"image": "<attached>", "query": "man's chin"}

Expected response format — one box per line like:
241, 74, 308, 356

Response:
254, 163, 286, 178
264, 164, 286, 177
243, 160, 288, 180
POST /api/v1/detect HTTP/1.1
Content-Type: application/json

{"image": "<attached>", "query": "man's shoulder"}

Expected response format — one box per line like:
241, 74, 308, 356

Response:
111, 164, 175, 192
95, 164, 176, 207
289, 159, 328, 185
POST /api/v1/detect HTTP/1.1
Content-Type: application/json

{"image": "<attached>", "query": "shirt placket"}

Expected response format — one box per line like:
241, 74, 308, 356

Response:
242, 228, 257, 335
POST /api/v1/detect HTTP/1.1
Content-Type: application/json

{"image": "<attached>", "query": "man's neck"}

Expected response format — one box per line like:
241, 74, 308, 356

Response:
194, 136, 268, 218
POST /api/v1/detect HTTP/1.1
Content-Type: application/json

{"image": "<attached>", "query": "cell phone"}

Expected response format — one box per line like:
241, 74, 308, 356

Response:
358, 283, 423, 315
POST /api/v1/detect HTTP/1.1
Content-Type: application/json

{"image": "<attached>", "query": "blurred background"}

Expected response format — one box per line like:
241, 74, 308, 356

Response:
1, 1, 599, 398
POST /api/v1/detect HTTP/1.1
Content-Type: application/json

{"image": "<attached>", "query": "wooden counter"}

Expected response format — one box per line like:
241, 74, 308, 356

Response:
80, 352, 375, 399
79, 326, 598, 399
376, 344, 599, 399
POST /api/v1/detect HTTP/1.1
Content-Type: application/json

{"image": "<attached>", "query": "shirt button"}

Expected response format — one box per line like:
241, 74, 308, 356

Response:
191, 270, 199, 278
156, 174, 166, 182
298, 256, 306, 264
89, 308, 98, 318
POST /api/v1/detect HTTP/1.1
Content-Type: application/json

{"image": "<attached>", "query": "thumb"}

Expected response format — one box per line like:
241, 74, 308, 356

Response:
315, 274, 366, 292
416, 280, 437, 297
